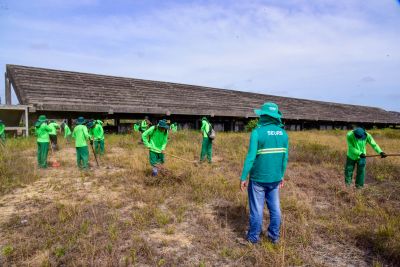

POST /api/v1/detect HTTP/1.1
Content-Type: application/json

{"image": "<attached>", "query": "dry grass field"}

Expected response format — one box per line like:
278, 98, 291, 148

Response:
0, 129, 399, 266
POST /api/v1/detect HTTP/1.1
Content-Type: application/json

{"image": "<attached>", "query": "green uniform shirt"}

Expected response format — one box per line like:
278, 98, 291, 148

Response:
64, 124, 71, 138
141, 120, 148, 131
133, 123, 140, 132
240, 119, 289, 183
142, 126, 168, 153
72, 125, 90, 147
91, 123, 104, 141
35, 122, 52, 143
171, 123, 178, 133
346, 131, 382, 160
201, 120, 210, 138
0, 123, 5, 135
48, 122, 59, 135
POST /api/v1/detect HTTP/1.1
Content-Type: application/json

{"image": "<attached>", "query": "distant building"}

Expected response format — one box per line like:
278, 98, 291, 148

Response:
4, 64, 400, 132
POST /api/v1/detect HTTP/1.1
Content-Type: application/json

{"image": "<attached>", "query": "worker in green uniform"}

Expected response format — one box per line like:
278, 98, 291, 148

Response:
133, 122, 140, 132
170, 122, 178, 133
200, 117, 212, 163
240, 102, 289, 244
0, 119, 5, 144
35, 115, 52, 168
142, 119, 170, 176
89, 120, 105, 155
48, 120, 60, 151
61, 121, 72, 144
345, 127, 386, 188
72, 117, 90, 169
140, 117, 151, 133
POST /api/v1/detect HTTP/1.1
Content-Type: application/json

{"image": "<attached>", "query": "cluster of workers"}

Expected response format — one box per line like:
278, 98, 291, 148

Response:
31, 115, 214, 173
34, 115, 105, 169
0, 101, 389, 245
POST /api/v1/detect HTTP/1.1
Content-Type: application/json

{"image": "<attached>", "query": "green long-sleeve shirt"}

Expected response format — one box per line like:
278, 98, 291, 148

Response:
141, 120, 148, 131
72, 125, 90, 147
0, 123, 5, 136
142, 126, 168, 153
64, 124, 71, 138
35, 122, 52, 143
90, 123, 104, 141
201, 120, 210, 138
240, 119, 289, 183
48, 122, 60, 135
346, 131, 382, 160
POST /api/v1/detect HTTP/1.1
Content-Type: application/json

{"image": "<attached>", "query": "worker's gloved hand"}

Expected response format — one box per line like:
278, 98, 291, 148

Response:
380, 152, 387, 158
359, 153, 366, 158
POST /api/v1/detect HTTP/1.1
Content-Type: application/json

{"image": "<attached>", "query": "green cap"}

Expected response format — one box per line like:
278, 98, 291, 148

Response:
254, 102, 282, 119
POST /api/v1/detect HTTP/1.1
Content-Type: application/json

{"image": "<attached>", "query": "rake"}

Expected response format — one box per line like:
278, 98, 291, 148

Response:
163, 151, 199, 166
365, 153, 400, 158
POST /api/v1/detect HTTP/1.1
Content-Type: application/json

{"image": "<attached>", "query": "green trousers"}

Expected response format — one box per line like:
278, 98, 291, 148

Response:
76, 146, 89, 169
149, 151, 165, 166
37, 142, 49, 168
94, 139, 105, 155
200, 137, 212, 163
344, 156, 366, 188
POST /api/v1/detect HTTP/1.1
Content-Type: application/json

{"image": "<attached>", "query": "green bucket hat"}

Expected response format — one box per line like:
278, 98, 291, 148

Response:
86, 120, 95, 128
353, 127, 366, 140
157, 119, 170, 129
76, 116, 86, 125
38, 115, 47, 122
201, 117, 208, 121
254, 102, 282, 119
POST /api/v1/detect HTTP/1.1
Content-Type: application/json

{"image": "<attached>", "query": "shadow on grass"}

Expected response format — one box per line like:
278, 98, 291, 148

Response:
213, 204, 248, 236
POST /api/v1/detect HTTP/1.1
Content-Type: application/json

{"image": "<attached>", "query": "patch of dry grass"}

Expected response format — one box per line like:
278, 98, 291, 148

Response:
0, 129, 399, 266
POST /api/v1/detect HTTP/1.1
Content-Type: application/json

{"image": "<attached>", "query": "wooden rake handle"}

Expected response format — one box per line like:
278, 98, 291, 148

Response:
163, 151, 198, 165
365, 153, 400, 158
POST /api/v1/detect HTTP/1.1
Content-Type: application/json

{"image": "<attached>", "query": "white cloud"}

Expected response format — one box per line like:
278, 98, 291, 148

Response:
1, 0, 400, 110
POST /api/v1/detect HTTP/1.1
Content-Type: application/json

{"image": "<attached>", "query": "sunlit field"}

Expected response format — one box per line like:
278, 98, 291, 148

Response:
1, 129, 399, 266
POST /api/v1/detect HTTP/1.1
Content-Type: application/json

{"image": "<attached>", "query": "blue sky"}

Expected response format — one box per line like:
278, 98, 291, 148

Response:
1, 0, 399, 111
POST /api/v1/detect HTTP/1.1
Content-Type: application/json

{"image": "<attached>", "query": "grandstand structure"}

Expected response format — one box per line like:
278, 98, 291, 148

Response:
4, 64, 400, 132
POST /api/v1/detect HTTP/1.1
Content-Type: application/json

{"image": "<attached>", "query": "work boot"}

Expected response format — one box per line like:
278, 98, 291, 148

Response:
152, 167, 158, 176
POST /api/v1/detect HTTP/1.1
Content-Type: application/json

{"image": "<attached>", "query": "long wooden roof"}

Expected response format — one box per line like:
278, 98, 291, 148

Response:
6, 64, 399, 124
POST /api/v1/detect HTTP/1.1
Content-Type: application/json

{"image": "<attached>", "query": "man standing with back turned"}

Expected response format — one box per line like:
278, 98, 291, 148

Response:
240, 102, 289, 244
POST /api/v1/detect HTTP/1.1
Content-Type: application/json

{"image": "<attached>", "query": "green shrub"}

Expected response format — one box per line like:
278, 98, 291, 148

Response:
245, 119, 258, 132
2, 245, 14, 257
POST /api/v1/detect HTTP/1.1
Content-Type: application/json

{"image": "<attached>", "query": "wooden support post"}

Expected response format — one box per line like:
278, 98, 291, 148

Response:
5, 72, 11, 105
24, 106, 29, 137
